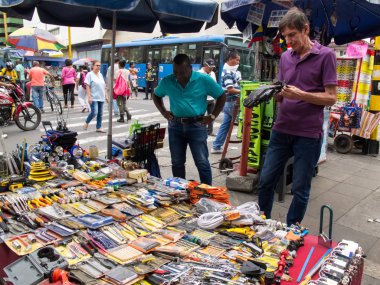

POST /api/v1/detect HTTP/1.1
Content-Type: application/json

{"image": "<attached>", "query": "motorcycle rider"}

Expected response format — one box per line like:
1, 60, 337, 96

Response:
0, 62, 18, 83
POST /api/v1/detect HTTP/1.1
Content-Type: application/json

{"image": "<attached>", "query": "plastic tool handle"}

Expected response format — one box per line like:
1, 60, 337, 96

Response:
297, 246, 315, 282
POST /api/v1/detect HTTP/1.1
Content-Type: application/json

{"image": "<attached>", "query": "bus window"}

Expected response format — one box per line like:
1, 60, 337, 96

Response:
147, 48, 161, 67
101, 48, 110, 65
129, 47, 144, 63
119, 47, 129, 60
202, 47, 221, 82
178, 43, 200, 64
161, 45, 177, 63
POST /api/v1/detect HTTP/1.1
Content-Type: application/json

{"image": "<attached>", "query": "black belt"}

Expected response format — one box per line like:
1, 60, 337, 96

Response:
172, 116, 204, 124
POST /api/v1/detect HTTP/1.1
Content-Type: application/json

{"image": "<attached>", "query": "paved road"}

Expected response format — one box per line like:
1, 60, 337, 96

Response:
1, 93, 240, 181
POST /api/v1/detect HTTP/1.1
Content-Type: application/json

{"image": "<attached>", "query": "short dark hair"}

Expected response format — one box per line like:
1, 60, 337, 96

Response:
227, 49, 239, 61
279, 7, 309, 33
114, 58, 120, 63
65, 59, 72, 66
130, 62, 135, 66
173, 54, 191, 67
119, 59, 126, 68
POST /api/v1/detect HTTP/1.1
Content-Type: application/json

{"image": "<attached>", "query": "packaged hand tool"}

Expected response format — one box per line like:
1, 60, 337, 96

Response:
88, 229, 119, 250
100, 208, 127, 221
37, 204, 71, 220
101, 225, 128, 245
75, 213, 114, 229
104, 266, 139, 285
58, 217, 87, 230
35, 228, 59, 243
46, 221, 78, 237
5, 233, 44, 255
75, 258, 110, 279
112, 202, 144, 217
106, 244, 144, 264
130, 237, 161, 253
5, 218, 31, 235
81, 198, 108, 211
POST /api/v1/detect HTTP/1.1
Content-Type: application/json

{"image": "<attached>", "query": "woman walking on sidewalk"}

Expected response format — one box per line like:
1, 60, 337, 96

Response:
83, 60, 109, 133
61, 59, 76, 108
76, 65, 90, 112
115, 60, 132, 123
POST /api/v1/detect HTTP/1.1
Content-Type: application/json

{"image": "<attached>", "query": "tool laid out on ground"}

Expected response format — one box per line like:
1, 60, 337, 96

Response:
4, 246, 68, 285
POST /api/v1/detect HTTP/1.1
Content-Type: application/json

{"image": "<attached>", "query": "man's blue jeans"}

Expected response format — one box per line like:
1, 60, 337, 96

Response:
213, 101, 234, 150
168, 120, 212, 185
31, 86, 44, 110
257, 130, 322, 226
86, 101, 104, 129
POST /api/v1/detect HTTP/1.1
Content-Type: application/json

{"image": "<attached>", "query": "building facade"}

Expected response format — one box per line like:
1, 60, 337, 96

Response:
0, 12, 23, 47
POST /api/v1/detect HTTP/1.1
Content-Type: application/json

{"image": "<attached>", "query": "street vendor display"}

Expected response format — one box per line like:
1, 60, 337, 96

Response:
0, 133, 365, 285
0, 104, 365, 285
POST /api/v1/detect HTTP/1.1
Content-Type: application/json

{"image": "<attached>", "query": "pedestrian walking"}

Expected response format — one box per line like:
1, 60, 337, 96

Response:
256, 7, 337, 226
129, 62, 139, 98
198, 58, 217, 136
83, 60, 109, 133
144, 62, 156, 100
76, 65, 90, 112
15, 60, 26, 94
211, 50, 241, 153
106, 58, 120, 116
61, 59, 76, 108
29, 61, 55, 113
115, 60, 132, 123
153, 54, 226, 185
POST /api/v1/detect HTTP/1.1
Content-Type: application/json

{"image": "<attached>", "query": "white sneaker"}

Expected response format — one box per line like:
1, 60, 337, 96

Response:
210, 148, 222, 154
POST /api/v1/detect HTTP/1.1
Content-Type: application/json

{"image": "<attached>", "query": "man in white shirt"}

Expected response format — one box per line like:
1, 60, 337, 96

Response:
198, 59, 217, 136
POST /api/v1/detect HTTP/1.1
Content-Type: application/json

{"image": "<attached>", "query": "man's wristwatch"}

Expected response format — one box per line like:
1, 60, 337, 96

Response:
210, 114, 216, 120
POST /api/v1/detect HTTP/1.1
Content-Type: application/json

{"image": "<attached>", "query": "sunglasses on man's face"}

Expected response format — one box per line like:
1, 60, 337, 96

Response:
94, 65, 101, 67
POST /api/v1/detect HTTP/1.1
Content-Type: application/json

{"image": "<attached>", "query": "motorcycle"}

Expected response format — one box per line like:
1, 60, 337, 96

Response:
0, 76, 41, 131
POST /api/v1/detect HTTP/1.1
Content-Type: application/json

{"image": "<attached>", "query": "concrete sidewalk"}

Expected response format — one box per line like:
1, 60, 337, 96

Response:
156, 142, 380, 284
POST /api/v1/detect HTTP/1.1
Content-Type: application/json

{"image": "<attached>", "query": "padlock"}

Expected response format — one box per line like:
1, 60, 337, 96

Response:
318, 205, 333, 248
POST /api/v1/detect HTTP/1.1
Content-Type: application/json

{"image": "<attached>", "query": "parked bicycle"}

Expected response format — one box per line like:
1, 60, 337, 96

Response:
45, 77, 63, 115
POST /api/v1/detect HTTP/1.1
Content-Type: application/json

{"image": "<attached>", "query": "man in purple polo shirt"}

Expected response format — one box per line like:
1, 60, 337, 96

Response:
257, 7, 337, 226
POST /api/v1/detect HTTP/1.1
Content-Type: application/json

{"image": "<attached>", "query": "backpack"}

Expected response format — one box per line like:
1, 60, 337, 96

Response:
113, 70, 130, 98
80, 71, 87, 89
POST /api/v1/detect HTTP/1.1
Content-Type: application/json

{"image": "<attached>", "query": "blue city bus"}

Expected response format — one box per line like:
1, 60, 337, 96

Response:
101, 35, 255, 88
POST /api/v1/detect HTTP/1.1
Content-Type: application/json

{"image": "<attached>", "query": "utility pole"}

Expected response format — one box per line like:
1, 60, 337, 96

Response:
68, 26, 72, 59
3, 13, 8, 44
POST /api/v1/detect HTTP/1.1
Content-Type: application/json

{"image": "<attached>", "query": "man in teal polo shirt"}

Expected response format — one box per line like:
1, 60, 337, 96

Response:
153, 54, 225, 185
